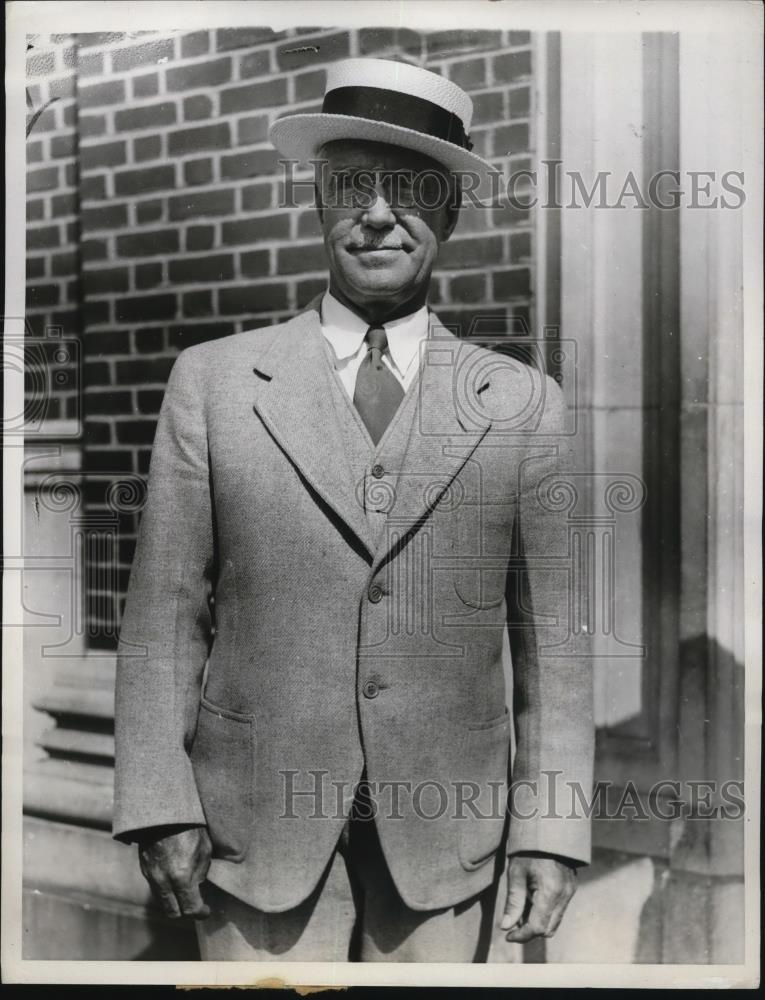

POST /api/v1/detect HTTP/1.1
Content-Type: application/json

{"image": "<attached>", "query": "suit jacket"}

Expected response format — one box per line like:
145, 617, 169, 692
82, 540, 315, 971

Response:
113, 301, 594, 913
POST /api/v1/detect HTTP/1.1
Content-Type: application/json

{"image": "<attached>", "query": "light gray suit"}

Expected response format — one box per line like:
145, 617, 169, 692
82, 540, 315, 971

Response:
113, 300, 594, 917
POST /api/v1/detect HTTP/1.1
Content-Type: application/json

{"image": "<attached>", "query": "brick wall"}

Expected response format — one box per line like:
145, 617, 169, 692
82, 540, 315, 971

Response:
26, 27, 535, 647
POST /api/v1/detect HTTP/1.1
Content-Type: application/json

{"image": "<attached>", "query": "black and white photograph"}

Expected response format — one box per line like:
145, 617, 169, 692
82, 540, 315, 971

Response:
2, 0, 762, 988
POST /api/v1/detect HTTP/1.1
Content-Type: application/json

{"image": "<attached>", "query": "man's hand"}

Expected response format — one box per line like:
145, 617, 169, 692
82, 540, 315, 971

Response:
138, 824, 213, 919
500, 852, 578, 943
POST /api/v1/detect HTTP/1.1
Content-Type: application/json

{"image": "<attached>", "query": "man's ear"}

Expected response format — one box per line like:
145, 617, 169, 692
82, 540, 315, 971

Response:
315, 182, 324, 226
440, 174, 462, 242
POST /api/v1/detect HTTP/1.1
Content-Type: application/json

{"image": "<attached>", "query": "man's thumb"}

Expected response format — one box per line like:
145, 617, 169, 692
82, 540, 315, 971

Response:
500, 862, 527, 931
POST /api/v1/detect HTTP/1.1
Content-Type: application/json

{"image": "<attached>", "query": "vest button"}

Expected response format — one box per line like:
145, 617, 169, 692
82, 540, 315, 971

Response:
363, 680, 379, 699
371, 463, 385, 479
368, 583, 384, 603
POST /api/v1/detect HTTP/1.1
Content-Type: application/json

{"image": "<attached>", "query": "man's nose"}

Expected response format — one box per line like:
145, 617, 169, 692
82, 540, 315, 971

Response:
361, 193, 396, 229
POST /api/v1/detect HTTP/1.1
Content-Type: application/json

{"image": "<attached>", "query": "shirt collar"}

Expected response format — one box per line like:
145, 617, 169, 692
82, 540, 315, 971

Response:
320, 290, 430, 377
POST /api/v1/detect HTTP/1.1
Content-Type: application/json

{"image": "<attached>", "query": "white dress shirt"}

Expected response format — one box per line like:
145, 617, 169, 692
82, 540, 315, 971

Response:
320, 290, 429, 398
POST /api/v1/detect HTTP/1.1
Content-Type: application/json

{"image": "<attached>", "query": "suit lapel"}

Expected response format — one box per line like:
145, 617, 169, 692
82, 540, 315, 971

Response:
373, 325, 493, 572
250, 306, 377, 557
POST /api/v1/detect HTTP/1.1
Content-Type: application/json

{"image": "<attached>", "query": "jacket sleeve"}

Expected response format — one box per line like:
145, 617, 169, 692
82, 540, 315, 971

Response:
112, 348, 214, 843
506, 374, 594, 865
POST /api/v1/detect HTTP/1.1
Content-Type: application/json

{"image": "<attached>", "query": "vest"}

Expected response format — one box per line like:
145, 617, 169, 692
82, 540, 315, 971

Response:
320, 334, 422, 553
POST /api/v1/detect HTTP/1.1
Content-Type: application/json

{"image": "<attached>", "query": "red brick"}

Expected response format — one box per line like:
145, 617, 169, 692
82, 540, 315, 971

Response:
27, 283, 61, 307
51, 133, 77, 158
81, 174, 107, 201
426, 30, 501, 56
27, 140, 43, 163
82, 239, 108, 261
88, 329, 131, 355
114, 356, 175, 384
219, 283, 288, 313
168, 189, 235, 221
509, 87, 530, 118
168, 323, 236, 349
275, 32, 350, 71
510, 32, 531, 46
169, 254, 234, 283
221, 215, 289, 245
294, 69, 326, 103
240, 249, 270, 277
296, 277, 327, 307
136, 388, 165, 413
493, 267, 531, 299
183, 158, 214, 186
134, 327, 165, 352
49, 76, 76, 100
134, 135, 162, 162
182, 290, 214, 317
181, 31, 211, 58
237, 114, 269, 145
297, 210, 322, 239
221, 148, 278, 180
84, 420, 113, 445
50, 191, 78, 219
87, 390, 134, 415
65, 163, 78, 187
83, 300, 111, 326
84, 267, 130, 294
27, 51, 55, 75
27, 256, 46, 278
471, 91, 503, 125
510, 231, 532, 260
117, 229, 180, 256
167, 57, 232, 92
450, 272, 487, 303
136, 199, 165, 225
277, 242, 326, 274
28, 166, 60, 193
242, 181, 273, 212
80, 114, 106, 138
240, 50, 271, 78
493, 123, 529, 158
81, 140, 127, 170
27, 225, 62, 250
220, 78, 288, 114
135, 262, 164, 289
186, 225, 216, 251
82, 203, 128, 230
51, 249, 78, 275
80, 79, 126, 108
448, 58, 486, 91
438, 234, 502, 269
131, 73, 158, 100
216, 27, 281, 51
493, 50, 532, 84
26, 199, 45, 223
112, 38, 175, 72
114, 165, 175, 196
78, 51, 104, 76
115, 102, 176, 131
168, 122, 230, 156
115, 294, 177, 324
116, 420, 158, 445
184, 94, 213, 121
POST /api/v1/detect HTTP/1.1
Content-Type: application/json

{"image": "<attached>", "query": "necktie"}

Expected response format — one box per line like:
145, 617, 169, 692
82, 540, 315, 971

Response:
353, 326, 405, 445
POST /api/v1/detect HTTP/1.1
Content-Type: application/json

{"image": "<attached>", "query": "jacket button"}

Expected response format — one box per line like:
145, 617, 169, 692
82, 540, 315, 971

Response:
368, 583, 384, 603
371, 463, 385, 479
363, 680, 379, 699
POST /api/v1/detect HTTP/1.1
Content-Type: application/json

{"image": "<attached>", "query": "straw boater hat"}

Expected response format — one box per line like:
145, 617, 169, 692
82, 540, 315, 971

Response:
268, 57, 495, 185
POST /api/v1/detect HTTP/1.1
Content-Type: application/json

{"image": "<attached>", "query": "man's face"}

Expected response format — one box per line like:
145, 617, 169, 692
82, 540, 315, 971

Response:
317, 140, 459, 315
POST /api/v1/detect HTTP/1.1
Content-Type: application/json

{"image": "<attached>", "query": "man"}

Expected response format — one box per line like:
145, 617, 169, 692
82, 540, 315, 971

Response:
113, 57, 594, 963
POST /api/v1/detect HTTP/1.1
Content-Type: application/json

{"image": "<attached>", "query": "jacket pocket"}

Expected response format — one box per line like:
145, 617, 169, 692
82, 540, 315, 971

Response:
453, 566, 506, 609
458, 710, 512, 871
190, 697, 254, 863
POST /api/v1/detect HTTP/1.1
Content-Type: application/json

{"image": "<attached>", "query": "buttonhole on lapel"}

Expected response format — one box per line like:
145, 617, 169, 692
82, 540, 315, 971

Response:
252, 366, 272, 381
